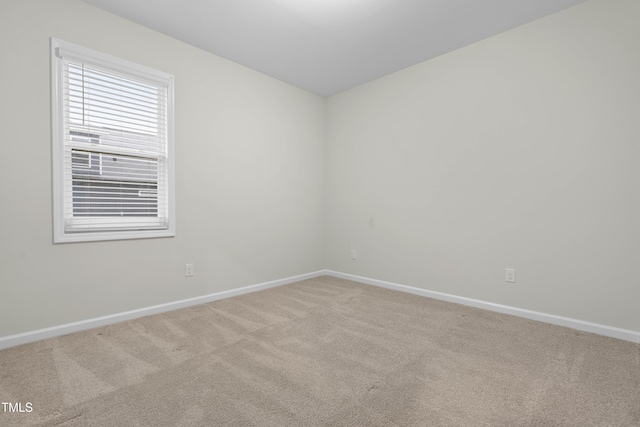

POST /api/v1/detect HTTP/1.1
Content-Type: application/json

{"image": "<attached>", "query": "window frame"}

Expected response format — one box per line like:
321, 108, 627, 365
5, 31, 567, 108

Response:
51, 38, 175, 243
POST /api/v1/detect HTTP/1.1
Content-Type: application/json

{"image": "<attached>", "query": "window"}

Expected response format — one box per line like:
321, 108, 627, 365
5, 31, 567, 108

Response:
51, 38, 175, 243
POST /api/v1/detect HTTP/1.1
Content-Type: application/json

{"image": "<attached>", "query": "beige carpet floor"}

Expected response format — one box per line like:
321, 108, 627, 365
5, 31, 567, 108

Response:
0, 276, 638, 426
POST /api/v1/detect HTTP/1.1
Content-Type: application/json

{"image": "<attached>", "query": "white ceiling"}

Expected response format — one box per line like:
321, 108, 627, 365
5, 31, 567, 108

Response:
82, 0, 586, 97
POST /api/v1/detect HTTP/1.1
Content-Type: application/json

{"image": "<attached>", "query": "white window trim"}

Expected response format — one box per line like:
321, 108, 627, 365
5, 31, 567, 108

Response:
51, 38, 175, 243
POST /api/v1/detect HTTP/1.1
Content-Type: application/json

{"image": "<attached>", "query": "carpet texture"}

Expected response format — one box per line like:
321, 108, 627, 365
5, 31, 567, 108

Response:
0, 276, 638, 426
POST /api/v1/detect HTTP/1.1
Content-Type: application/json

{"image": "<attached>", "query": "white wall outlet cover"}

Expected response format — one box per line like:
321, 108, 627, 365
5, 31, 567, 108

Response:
185, 264, 194, 277
505, 268, 516, 283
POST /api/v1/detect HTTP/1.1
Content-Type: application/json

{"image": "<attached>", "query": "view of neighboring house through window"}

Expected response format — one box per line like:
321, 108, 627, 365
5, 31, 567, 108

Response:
51, 38, 175, 243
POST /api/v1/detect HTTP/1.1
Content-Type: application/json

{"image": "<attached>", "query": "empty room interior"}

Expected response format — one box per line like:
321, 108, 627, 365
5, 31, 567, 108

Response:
1, 0, 639, 425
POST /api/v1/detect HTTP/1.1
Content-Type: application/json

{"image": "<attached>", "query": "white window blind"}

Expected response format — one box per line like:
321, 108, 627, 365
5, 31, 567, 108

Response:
51, 38, 175, 243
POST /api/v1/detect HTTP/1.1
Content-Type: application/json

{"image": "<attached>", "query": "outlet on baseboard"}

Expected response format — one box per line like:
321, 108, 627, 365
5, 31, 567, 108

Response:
505, 268, 516, 283
350, 249, 357, 260
185, 263, 194, 277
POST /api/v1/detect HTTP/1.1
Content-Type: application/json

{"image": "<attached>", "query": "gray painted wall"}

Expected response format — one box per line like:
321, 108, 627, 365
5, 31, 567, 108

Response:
325, 0, 640, 332
0, 0, 325, 337
1, 0, 638, 338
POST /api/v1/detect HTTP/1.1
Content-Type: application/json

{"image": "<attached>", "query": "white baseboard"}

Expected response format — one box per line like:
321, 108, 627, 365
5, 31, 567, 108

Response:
2, 270, 638, 350
325, 270, 640, 344
0, 270, 326, 350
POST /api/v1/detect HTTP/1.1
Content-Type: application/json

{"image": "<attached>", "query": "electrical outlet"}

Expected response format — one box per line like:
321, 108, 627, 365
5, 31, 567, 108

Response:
350, 249, 357, 260
505, 268, 516, 283
185, 263, 194, 277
